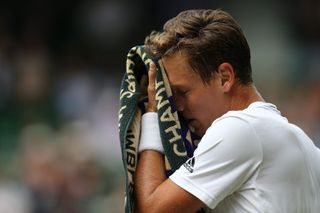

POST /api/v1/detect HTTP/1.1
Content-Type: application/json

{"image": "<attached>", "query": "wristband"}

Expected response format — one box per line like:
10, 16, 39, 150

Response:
139, 112, 164, 154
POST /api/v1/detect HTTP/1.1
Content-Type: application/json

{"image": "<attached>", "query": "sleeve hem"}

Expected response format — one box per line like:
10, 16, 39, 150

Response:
169, 173, 218, 209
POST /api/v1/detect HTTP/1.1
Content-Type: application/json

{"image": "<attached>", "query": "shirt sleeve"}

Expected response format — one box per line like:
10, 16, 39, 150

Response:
169, 115, 263, 209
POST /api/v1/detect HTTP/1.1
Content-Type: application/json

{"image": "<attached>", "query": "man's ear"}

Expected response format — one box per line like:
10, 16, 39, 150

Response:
217, 62, 235, 92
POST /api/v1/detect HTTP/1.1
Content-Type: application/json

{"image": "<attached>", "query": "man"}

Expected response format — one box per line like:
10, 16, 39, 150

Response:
135, 9, 320, 213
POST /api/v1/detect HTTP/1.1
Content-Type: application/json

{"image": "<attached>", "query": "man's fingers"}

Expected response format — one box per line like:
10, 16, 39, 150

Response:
148, 63, 156, 90
147, 62, 157, 112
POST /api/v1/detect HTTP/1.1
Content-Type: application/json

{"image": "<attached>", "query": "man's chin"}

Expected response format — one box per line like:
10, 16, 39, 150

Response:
195, 128, 205, 137
189, 124, 205, 137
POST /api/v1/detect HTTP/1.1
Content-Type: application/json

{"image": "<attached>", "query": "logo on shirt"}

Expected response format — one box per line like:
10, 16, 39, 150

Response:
183, 157, 195, 173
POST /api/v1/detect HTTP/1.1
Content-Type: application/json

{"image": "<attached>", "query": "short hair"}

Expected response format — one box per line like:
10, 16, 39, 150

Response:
145, 9, 253, 85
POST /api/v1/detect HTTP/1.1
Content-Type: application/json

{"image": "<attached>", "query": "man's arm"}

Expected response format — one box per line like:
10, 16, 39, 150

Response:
134, 63, 204, 213
135, 150, 204, 213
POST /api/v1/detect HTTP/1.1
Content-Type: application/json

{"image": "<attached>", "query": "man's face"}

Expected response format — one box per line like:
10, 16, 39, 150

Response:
162, 52, 227, 136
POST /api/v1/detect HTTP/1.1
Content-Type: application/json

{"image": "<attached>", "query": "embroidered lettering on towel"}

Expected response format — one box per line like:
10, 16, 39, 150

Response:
156, 80, 187, 157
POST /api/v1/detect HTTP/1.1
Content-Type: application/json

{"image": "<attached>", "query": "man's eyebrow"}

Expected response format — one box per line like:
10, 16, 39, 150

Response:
170, 84, 182, 90
170, 82, 185, 88
170, 84, 189, 92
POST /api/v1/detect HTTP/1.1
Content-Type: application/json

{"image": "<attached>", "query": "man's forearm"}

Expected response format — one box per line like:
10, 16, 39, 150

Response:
135, 150, 166, 212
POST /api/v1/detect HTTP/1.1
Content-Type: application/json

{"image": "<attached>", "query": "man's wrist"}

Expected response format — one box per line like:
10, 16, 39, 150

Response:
139, 112, 164, 154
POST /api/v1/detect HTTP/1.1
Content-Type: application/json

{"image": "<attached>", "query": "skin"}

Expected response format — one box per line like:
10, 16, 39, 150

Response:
135, 51, 264, 213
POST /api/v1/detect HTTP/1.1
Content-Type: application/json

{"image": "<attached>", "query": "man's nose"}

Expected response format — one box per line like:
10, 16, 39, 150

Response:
174, 96, 184, 112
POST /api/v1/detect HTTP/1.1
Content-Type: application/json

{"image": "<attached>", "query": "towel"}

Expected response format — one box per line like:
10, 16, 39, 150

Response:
119, 45, 200, 213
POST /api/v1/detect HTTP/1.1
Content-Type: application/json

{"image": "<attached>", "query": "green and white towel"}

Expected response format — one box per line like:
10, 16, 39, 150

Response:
119, 45, 200, 213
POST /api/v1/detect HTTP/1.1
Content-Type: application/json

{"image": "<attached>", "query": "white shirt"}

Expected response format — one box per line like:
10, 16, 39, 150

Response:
170, 102, 320, 213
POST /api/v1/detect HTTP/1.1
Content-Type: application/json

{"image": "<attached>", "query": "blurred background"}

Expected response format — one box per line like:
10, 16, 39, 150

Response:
0, 0, 319, 212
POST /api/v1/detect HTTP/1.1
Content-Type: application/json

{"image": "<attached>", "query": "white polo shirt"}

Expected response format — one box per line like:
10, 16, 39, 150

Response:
170, 102, 320, 212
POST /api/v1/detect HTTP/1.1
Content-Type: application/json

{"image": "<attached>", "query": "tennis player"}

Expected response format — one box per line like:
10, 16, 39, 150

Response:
135, 9, 320, 213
